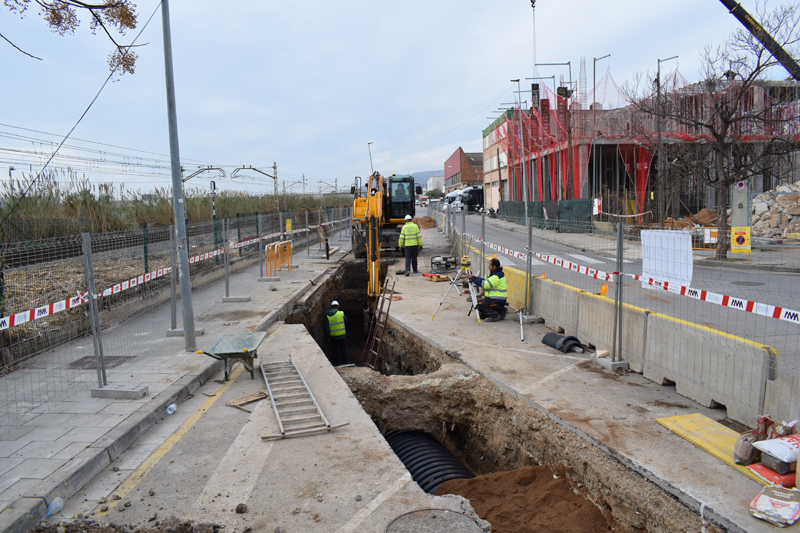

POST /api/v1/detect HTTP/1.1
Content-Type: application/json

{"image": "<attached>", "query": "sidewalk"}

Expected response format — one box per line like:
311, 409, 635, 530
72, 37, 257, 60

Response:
0, 231, 350, 533
380, 224, 776, 532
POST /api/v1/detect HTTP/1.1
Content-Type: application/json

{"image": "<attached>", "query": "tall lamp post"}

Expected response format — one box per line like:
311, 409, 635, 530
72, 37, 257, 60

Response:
592, 54, 610, 202
161, 0, 196, 351
657, 55, 678, 228
367, 142, 374, 174
510, 80, 529, 225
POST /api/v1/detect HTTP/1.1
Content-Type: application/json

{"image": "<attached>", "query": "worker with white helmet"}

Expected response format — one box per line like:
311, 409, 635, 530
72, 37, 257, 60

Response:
325, 300, 347, 366
398, 214, 422, 276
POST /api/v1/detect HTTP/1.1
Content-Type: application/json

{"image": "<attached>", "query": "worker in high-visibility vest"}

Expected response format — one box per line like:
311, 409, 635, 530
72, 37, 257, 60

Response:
469, 258, 507, 322
399, 215, 423, 276
325, 300, 347, 366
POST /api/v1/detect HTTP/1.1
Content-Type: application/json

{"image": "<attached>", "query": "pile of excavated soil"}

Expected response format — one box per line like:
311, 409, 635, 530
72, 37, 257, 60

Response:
414, 216, 437, 230
437, 465, 612, 533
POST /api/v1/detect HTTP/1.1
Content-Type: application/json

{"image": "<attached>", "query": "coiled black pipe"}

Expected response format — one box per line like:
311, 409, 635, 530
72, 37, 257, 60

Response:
385, 430, 475, 494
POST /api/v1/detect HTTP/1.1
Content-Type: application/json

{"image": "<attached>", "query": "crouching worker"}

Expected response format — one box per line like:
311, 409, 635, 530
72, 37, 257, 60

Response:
325, 300, 347, 366
469, 258, 507, 322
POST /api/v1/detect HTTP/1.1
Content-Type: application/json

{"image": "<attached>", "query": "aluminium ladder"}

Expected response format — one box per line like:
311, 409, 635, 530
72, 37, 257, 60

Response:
361, 277, 397, 369
260, 357, 346, 440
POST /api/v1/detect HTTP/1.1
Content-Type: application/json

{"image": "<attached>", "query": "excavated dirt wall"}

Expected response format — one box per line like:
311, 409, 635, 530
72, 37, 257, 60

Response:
341, 361, 717, 533
289, 262, 718, 533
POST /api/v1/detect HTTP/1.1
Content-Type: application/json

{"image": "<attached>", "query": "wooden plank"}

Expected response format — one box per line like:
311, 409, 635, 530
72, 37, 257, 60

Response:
227, 391, 268, 413
657, 413, 766, 485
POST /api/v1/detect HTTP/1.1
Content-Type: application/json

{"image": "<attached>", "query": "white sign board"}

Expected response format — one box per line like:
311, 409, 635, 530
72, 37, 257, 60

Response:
640, 230, 693, 290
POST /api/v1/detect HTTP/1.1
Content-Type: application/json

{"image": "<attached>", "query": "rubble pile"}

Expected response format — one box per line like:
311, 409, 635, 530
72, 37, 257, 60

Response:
752, 180, 800, 239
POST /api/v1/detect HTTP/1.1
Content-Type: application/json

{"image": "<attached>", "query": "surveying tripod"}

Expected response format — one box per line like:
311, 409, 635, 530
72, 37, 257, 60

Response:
431, 255, 481, 324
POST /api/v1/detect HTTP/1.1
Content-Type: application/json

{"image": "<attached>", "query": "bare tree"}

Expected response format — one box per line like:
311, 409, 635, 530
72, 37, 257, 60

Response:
3, 0, 139, 75
625, 1, 800, 259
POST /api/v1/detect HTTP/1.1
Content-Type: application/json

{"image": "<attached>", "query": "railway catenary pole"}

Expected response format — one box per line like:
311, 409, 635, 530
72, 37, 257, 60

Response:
161, 0, 196, 351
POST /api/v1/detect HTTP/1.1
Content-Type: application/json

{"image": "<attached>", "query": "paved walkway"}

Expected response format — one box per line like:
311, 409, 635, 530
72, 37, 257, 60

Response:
0, 229, 351, 533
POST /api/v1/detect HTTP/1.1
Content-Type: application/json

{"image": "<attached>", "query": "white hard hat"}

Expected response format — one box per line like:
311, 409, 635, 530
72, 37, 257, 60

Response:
404, 215, 412, 221
332, 300, 339, 307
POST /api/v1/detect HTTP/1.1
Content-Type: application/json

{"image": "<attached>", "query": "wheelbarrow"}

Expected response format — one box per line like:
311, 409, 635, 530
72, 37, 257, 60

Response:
197, 332, 268, 381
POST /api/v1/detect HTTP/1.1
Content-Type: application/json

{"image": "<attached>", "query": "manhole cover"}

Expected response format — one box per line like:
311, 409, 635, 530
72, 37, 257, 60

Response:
731, 281, 765, 287
68, 356, 135, 370
386, 509, 482, 533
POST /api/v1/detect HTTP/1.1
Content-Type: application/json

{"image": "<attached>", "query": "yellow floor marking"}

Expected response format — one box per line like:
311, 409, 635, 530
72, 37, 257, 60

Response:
96, 366, 245, 513
657, 413, 766, 486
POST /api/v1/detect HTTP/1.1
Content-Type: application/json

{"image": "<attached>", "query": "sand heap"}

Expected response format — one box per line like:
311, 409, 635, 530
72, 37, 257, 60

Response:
751, 180, 800, 239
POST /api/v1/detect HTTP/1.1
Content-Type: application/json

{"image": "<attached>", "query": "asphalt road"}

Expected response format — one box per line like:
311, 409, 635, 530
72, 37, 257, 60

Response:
434, 210, 800, 373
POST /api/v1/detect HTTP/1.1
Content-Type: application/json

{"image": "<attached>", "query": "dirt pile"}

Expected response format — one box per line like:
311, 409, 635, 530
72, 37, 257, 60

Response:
437, 465, 612, 533
751, 180, 800, 239
414, 216, 437, 230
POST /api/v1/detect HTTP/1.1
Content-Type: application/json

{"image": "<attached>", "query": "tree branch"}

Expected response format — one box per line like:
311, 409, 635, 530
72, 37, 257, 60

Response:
0, 32, 42, 60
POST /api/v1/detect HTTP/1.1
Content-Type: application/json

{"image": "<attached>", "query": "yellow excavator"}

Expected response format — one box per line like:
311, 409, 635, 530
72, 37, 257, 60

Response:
351, 172, 421, 311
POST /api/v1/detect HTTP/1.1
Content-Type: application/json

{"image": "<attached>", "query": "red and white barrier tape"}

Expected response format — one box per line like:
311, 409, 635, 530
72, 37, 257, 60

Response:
462, 231, 615, 281
458, 230, 800, 326
0, 218, 351, 332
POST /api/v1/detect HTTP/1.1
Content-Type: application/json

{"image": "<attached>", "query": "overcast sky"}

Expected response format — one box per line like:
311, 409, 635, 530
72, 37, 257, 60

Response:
0, 0, 781, 195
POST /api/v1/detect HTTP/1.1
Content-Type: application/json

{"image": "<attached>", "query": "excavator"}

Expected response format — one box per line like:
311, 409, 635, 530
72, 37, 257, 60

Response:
351, 172, 422, 311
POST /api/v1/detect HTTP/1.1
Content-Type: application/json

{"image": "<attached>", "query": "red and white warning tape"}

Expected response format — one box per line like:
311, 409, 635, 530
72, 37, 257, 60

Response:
458, 230, 800, 326
0, 217, 351, 332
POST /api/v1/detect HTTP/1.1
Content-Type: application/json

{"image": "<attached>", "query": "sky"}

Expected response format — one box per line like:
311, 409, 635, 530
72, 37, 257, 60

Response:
0, 0, 782, 196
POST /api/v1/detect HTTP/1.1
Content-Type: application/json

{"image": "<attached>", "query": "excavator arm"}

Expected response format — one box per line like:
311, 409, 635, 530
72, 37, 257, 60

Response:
365, 171, 384, 312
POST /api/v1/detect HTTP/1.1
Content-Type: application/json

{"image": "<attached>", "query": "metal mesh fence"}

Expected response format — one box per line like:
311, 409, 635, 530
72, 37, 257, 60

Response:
0, 208, 353, 426
431, 202, 800, 426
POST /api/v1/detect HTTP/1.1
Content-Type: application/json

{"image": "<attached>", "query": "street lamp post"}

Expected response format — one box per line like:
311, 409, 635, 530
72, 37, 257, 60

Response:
367, 142, 374, 174
510, 79, 529, 225
657, 55, 678, 228
593, 54, 610, 203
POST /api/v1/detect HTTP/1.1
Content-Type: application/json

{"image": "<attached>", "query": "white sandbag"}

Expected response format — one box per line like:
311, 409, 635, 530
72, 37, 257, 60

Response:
753, 434, 800, 464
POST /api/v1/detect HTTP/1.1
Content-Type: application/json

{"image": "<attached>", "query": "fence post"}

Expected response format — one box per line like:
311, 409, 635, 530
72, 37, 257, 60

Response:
224, 219, 230, 298
306, 210, 310, 256
318, 208, 323, 249
81, 232, 107, 387
257, 213, 263, 278
170, 224, 177, 331
142, 223, 149, 275
525, 216, 532, 312
461, 207, 466, 256
481, 209, 486, 278
611, 222, 626, 364
236, 213, 242, 257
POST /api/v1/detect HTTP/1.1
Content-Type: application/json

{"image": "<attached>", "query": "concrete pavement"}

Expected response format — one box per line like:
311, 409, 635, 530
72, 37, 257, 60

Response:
385, 224, 777, 532
0, 231, 354, 532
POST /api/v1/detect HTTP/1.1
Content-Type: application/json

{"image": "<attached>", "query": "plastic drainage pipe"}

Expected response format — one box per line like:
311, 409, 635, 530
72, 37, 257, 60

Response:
385, 430, 475, 494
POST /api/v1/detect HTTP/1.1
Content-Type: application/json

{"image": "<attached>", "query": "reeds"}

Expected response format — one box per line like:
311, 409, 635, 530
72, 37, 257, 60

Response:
1, 169, 350, 241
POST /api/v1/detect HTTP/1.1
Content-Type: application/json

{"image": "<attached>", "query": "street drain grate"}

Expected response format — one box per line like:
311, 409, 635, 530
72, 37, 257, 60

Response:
68, 356, 135, 370
386, 509, 483, 532
731, 281, 765, 286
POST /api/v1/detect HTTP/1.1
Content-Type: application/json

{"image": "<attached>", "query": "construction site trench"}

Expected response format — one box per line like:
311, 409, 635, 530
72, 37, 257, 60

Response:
285, 260, 715, 533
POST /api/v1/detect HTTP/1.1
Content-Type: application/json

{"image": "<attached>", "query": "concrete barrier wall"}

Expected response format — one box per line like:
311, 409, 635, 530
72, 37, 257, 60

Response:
462, 238, 778, 425
532, 278, 580, 336
577, 293, 649, 373
643, 312, 776, 425
764, 374, 800, 424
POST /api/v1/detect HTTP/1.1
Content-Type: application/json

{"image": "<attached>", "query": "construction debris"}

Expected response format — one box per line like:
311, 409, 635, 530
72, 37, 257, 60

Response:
751, 180, 800, 239
227, 391, 268, 413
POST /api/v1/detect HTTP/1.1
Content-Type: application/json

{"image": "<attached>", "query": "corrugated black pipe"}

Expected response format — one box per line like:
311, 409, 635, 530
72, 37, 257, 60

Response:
385, 430, 475, 494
